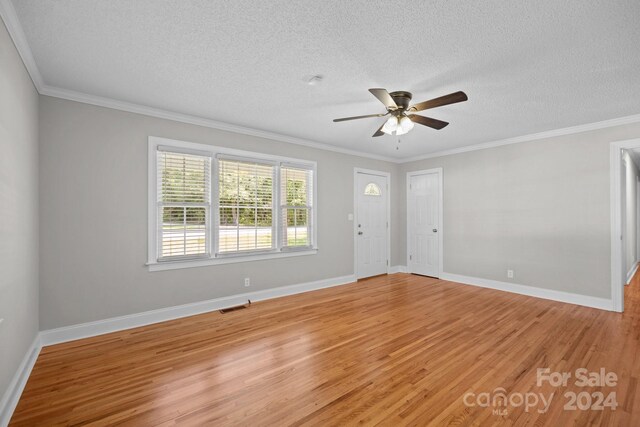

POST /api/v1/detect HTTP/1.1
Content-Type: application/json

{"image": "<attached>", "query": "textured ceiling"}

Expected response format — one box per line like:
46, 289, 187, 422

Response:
10, 0, 640, 159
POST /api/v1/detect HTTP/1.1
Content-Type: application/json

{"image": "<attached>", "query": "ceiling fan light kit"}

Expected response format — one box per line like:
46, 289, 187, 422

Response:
382, 116, 398, 133
333, 88, 468, 138
382, 115, 414, 135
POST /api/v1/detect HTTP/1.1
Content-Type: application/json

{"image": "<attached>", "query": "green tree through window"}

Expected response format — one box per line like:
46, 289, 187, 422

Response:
219, 159, 274, 252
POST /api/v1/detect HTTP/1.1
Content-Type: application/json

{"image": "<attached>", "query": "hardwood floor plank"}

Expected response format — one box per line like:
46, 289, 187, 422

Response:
10, 273, 640, 426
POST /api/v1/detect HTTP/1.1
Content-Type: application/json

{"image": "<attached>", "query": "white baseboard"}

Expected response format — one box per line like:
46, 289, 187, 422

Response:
389, 265, 407, 274
40, 274, 356, 346
626, 262, 638, 285
0, 334, 42, 427
440, 273, 614, 311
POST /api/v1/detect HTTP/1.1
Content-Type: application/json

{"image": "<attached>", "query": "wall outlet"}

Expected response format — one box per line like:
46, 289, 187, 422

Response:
244, 278, 250, 287
0, 318, 4, 326
507, 270, 514, 279
347, 213, 353, 221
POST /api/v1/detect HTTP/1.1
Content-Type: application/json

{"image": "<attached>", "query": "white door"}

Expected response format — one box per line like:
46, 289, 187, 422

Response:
356, 172, 389, 279
407, 170, 441, 277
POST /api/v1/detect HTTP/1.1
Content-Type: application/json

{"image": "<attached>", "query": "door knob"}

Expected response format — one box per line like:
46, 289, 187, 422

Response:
433, 229, 438, 232
358, 231, 363, 235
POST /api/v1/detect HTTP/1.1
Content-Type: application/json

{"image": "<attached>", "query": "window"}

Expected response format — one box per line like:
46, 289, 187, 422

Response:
218, 158, 274, 253
364, 182, 381, 196
157, 150, 211, 259
280, 165, 313, 248
148, 137, 317, 270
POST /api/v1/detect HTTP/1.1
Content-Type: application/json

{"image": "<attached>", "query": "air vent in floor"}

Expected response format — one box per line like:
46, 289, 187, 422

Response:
219, 300, 251, 314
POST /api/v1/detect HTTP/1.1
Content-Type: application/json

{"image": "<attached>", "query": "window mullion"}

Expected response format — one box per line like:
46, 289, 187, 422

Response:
157, 206, 162, 260
182, 206, 187, 257
254, 165, 258, 250
274, 165, 280, 250
210, 157, 216, 258
308, 170, 313, 247
236, 162, 240, 252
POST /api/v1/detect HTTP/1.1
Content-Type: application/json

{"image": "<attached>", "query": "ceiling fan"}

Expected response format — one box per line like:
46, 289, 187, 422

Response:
333, 88, 468, 137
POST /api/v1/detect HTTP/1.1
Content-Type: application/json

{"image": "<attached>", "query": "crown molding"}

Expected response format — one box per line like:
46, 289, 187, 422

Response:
0, 0, 43, 89
398, 113, 640, 163
4, 0, 640, 165
39, 81, 640, 166
39, 84, 640, 166
39, 84, 399, 163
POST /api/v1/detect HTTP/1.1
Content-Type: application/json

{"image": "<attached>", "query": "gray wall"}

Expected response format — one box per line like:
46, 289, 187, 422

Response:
39, 96, 402, 330
400, 123, 640, 299
623, 150, 639, 277
34, 71, 640, 328
0, 19, 39, 404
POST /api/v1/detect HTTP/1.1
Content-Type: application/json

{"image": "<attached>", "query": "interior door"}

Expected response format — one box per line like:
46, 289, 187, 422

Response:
356, 172, 388, 279
408, 171, 440, 277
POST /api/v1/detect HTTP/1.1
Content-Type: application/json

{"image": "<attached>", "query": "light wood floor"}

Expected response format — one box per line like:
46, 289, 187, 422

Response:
10, 273, 640, 426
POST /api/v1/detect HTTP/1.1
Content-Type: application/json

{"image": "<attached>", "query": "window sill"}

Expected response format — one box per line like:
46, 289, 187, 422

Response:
147, 248, 318, 272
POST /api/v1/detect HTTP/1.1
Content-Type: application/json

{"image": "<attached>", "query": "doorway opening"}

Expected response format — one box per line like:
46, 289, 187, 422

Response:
610, 139, 640, 312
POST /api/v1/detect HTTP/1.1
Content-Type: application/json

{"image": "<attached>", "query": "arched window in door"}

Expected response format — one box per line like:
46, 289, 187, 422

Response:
364, 182, 381, 196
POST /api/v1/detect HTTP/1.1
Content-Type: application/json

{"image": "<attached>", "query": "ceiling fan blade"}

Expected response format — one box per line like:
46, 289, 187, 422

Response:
372, 122, 386, 137
410, 91, 468, 112
408, 114, 449, 130
333, 113, 387, 122
369, 88, 398, 110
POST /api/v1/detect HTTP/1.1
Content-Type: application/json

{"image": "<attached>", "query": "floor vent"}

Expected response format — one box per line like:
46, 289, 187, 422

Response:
219, 300, 251, 314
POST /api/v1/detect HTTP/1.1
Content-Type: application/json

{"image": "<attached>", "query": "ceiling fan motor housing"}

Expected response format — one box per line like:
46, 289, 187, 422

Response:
389, 91, 412, 110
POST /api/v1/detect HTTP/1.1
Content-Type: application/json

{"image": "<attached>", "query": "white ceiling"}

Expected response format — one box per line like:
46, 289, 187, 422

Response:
8, 0, 640, 159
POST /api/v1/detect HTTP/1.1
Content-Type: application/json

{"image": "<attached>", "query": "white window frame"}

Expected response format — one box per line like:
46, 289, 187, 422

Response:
148, 136, 317, 271
279, 162, 315, 252
215, 154, 277, 256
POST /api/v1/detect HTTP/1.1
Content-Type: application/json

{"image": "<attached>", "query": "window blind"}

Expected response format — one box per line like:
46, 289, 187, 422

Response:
218, 158, 275, 253
157, 150, 211, 259
280, 165, 313, 248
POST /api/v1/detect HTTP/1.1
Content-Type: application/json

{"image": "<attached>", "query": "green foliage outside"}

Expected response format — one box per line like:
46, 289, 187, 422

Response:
161, 158, 310, 243
161, 154, 208, 225
219, 165, 273, 226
